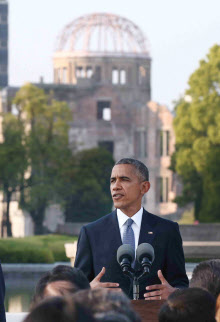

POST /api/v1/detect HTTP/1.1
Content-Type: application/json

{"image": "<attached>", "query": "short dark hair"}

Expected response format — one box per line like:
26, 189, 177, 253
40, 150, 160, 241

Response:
96, 311, 132, 322
158, 288, 216, 322
72, 288, 141, 322
190, 259, 220, 299
32, 265, 90, 306
115, 158, 149, 181
24, 296, 95, 322
51, 265, 90, 290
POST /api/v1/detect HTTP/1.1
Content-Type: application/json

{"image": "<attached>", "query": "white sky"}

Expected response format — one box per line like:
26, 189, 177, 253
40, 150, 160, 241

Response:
8, 0, 220, 110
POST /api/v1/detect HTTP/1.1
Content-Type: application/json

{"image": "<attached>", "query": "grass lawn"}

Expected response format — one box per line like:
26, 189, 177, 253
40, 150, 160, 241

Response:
178, 207, 195, 225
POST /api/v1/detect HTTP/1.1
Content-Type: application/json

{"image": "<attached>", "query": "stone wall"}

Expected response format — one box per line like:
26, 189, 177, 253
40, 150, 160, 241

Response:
180, 224, 220, 241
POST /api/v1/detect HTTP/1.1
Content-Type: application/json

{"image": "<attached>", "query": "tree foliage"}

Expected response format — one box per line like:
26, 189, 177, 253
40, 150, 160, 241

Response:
13, 83, 71, 234
173, 44, 220, 222
0, 114, 27, 236
59, 147, 115, 222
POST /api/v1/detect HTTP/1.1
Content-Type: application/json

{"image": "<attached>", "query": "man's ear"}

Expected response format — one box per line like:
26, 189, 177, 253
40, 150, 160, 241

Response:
141, 181, 150, 195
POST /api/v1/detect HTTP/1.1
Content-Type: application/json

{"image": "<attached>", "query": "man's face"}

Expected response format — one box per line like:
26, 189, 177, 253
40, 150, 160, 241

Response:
110, 164, 150, 217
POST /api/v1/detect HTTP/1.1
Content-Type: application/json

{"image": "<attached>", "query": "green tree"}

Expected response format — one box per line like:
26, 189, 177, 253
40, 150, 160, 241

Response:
13, 83, 71, 234
0, 114, 27, 236
173, 44, 220, 222
60, 147, 115, 222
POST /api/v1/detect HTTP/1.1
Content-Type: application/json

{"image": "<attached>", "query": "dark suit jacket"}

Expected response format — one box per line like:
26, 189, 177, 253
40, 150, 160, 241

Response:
74, 209, 189, 299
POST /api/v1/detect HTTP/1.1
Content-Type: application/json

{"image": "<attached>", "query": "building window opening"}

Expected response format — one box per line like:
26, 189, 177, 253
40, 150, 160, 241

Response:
166, 131, 170, 155
157, 177, 169, 203
98, 141, 114, 155
112, 69, 119, 84
63, 67, 67, 83
57, 68, 61, 83
86, 67, 93, 78
97, 101, 111, 121
103, 107, 111, 121
94, 66, 101, 82
135, 130, 147, 158
76, 66, 85, 78
120, 69, 126, 84
139, 66, 146, 85
160, 130, 170, 156
160, 131, 163, 156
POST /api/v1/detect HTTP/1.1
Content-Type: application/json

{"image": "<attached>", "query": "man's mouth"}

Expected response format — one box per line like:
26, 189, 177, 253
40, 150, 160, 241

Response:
112, 194, 124, 200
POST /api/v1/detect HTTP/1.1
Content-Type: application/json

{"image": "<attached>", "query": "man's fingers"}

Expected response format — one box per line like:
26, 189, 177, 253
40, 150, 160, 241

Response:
145, 295, 161, 301
146, 284, 164, 291
94, 267, 105, 281
100, 282, 119, 288
144, 290, 161, 298
158, 270, 168, 284
90, 268, 121, 291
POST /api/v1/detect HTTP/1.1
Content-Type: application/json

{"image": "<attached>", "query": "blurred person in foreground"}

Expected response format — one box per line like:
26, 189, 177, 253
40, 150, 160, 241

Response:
158, 287, 216, 322
75, 158, 188, 300
95, 312, 133, 322
23, 296, 95, 322
190, 259, 220, 299
31, 265, 90, 307
72, 288, 141, 322
216, 293, 220, 322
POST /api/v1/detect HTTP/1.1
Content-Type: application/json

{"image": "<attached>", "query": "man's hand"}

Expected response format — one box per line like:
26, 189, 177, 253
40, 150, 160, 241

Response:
90, 267, 121, 291
144, 270, 176, 300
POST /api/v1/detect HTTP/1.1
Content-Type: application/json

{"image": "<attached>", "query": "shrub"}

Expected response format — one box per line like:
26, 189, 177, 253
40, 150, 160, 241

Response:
0, 235, 76, 263
0, 243, 54, 263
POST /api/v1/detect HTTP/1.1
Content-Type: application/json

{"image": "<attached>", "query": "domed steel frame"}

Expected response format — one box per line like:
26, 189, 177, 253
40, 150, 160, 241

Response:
56, 13, 150, 55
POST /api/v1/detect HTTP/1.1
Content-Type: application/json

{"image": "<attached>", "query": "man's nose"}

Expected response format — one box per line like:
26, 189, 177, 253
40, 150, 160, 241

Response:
112, 179, 121, 190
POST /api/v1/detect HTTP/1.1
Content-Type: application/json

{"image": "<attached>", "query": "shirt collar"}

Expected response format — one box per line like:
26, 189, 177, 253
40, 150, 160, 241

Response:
117, 207, 143, 229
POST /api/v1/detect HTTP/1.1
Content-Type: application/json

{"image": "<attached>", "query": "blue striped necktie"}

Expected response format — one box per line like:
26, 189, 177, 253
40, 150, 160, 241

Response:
122, 218, 135, 251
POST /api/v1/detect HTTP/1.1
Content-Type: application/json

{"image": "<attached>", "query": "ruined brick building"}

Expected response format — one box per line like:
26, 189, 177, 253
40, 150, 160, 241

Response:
50, 13, 178, 215
0, 13, 179, 236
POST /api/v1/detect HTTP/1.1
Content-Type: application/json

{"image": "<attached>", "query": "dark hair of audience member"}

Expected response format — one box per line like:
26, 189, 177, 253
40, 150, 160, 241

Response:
72, 288, 141, 322
158, 288, 216, 322
190, 259, 220, 299
24, 296, 95, 322
32, 265, 90, 306
96, 311, 132, 322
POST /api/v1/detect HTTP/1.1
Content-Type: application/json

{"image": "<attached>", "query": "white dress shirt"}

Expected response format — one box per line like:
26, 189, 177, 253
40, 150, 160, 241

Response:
117, 207, 143, 254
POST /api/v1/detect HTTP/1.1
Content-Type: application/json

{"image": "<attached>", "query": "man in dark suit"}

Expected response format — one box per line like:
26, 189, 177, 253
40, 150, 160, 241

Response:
74, 158, 188, 299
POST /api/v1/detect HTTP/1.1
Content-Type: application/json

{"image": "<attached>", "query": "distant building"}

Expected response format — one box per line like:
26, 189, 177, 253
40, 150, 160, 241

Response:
0, 13, 180, 237
0, 0, 8, 87
51, 13, 178, 215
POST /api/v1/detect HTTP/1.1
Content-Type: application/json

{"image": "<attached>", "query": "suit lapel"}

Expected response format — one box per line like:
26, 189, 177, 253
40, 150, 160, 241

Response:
135, 209, 158, 269
138, 209, 157, 245
109, 209, 122, 249
101, 210, 122, 264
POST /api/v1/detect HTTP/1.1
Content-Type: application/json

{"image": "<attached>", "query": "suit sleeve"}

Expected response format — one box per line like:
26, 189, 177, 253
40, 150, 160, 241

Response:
0, 263, 6, 322
74, 226, 95, 282
164, 223, 189, 288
